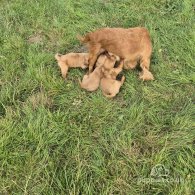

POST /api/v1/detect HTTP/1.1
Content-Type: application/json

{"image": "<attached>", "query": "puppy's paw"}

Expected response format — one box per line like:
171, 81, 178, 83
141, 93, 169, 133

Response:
81, 65, 88, 69
62, 74, 67, 79
139, 70, 154, 81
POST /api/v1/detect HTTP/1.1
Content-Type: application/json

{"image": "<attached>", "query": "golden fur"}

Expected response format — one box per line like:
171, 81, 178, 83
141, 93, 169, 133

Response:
79, 52, 120, 92
79, 27, 154, 80
79, 65, 102, 91
55, 53, 89, 78
100, 61, 125, 98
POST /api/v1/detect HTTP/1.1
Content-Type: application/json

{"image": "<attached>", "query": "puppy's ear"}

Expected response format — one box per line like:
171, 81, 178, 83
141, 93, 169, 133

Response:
77, 34, 90, 43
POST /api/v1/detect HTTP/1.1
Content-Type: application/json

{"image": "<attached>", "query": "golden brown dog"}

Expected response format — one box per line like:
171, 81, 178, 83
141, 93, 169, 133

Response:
55, 53, 89, 78
79, 27, 154, 80
100, 60, 125, 98
79, 65, 102, 92
100, 76, 125, 98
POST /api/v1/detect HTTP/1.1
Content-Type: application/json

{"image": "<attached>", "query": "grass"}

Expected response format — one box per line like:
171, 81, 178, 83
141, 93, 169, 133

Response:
0, 0, 195, 194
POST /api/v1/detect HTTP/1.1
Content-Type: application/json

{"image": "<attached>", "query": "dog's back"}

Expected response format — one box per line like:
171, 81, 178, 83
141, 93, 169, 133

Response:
80, 27, 152, 59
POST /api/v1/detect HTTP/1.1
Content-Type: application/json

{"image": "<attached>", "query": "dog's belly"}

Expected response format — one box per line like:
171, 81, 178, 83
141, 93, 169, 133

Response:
102, 41, 141, 60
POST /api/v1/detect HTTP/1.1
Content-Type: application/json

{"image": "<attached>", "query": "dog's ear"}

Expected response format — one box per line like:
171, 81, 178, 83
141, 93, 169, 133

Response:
77, 34, 90, 43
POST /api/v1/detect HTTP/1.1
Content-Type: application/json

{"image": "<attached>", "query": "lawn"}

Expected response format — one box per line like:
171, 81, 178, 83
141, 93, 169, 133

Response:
0, 0, 194, 194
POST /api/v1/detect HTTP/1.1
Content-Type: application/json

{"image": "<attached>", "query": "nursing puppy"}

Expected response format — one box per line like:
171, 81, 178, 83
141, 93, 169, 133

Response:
79, 65, 102, 92
79, 27, 154, 80
100, 76, 125, 98
55, 53, 89, 78
79, 52, 119, 92
100, 61, 125, 98
96, 52, 120, 70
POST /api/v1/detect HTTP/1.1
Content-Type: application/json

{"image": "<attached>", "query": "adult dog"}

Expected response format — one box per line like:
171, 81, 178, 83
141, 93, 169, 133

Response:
79, 27, 154, 81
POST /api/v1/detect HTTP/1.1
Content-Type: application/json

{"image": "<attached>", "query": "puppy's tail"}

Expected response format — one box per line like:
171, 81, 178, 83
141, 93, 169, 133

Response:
77, 34, 90, 43
55, 53, 62, 61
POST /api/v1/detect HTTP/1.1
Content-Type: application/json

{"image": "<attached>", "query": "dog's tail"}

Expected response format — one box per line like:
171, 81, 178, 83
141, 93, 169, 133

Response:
55, 53, 62, 61
77, 34, 90, 43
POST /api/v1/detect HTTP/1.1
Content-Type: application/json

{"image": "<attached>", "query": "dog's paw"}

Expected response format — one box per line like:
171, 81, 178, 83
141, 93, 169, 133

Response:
139, 70, 154, 81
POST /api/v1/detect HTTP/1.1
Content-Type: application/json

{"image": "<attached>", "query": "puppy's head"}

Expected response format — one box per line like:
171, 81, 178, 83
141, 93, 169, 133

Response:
107, 52, 120, 61
103, 54, 118, 70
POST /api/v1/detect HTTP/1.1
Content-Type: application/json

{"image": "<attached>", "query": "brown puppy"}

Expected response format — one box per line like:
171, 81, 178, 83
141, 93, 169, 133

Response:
79, 65, 102, 92
100, 61, 125, 98
55, 53, 89, 78
102, 59, 124, 79
79, 52, 119, 92
100, 76, 125, 98
96, 52, 120, 70
79, 27, 154, 80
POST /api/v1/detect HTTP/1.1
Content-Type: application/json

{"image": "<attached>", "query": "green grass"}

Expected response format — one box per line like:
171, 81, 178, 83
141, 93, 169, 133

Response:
0, 0, 195, 194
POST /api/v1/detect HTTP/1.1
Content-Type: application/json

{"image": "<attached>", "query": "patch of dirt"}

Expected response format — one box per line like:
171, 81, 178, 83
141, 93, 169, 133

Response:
27, 91, 53, 110
28, 34, 43, 44
70, 45, 88, 53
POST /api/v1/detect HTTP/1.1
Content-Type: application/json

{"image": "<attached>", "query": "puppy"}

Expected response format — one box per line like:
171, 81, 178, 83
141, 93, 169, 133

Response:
100, 61, 125, 98
79, 65, 102, 92
55, 53, 89, 78
102, 59, 124, 79
79, 27, 154, 81
79, 52, 119, 92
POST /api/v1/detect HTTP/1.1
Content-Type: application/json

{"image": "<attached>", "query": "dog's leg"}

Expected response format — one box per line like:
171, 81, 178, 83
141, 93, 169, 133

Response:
88, 44, 101, 73
60, 65, 69, 79
139, 57, 154, 81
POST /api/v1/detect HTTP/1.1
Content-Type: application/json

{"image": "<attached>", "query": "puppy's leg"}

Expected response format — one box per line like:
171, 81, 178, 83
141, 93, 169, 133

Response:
124, 59, 137, 69
115, 61, 124, 74
139, 57, 154, 81
88, 44, 101, 73
111, 62, 124, 78
120, 75, 125, 85
60, 65, 69, 79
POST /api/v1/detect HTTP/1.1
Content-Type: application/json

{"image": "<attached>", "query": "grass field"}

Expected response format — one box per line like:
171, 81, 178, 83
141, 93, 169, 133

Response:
0, 0, 195, 194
